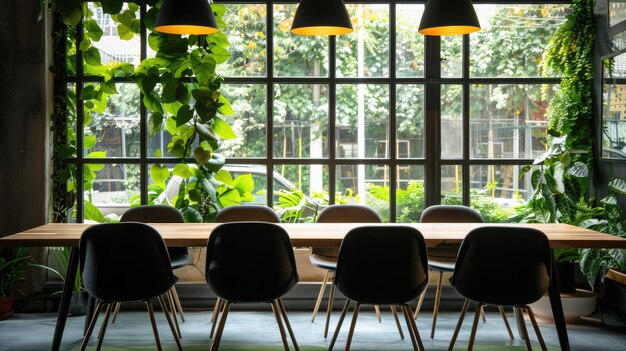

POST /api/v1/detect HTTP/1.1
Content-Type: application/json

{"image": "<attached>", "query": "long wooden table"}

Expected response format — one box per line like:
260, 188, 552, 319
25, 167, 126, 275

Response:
3, 222, 626, 351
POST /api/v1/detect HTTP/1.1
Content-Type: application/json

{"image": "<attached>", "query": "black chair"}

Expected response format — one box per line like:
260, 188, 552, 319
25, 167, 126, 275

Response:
79, 223, 182, 351
310, 205, 402, 339
448, 226, 552, 351
328, 226, 429, 351
206, 222, 300, 351
117, 205, 190, 338
413, 205, 513, 340
209, 205, 281, 337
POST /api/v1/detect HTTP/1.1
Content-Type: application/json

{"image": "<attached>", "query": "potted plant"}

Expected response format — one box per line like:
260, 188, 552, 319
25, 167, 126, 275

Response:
0, 247, 35, 320
48, 247, 87, 316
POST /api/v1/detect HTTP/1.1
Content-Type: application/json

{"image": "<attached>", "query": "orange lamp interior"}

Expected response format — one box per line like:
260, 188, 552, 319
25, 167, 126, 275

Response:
155, 25, 219, 35
419, 25, 480, 36
291, 26, 354, 36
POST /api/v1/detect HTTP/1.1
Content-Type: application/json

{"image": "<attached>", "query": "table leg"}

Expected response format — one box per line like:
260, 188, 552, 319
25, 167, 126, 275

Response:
51, 247, 79, 351
549, 255, 570, 351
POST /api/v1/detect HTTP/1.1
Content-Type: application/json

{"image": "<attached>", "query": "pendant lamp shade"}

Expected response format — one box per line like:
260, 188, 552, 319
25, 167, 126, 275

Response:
419, 0, 480, 36
155, 0, 219, 35
291, 0, 353, 36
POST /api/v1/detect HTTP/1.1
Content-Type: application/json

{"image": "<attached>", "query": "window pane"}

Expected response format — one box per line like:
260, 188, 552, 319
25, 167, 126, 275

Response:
273, 4, 328, 77
396, 165, 425, 223
337, 5, 389, 78
273, 84, 329, 158
470, 4, 567, 78
84, 83, 140, 158
273, 164, 328, 221
396, 5, 425, 77
610, 1, 626, 27
602, 83, 626, 158
441, 35, 462, 78
396, 84, 425, 158
86, 163, 139, 216
469, 84, 557, 159
442, 84, 463, 159
470, 165, 526, 223
88, 2, 141, 67
222, 4, 267, 77
220, 84, 267, 158
337, 84, 390, 159
337, 164, 389, 222
441, 165, 463, 205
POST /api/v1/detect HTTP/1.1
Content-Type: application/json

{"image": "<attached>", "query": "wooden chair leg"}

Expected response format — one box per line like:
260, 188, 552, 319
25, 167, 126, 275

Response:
526, 306, 548, 351
467, 303, 484, 351
312, 270, 330, 322
167, 290, 182, 339
431, 270, 444, 338
111, 302, 121, 323
516, 307, 533, 351
210, 297, 223, 339
146, 300, 163, 351
210, 301, 232, 351
95, 303, 113, 351
390, 305, 404, 339
329, 299, 352, 351
278, 299, 300, 351
448, 299, 470, 351
345, 303, 361, 351
374, 305, 382, 322
324, 275, 336, 339
499, 306, 514, 340
79, 301, 104, 351
171, 285, 186, 322
272, 300, 291, 351
158, 295, 183, 351
480, 305, 487, 323
402, 304, 425, 351
413, 288, 427, 319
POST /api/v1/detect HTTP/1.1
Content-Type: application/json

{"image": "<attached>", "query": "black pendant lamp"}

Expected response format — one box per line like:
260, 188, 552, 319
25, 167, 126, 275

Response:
291, 0, 353, 36
419, 0, 480, 36
155, 0, 219, 35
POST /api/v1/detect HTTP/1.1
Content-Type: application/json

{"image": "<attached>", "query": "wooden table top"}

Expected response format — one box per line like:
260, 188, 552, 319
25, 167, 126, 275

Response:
2, 222, 626, 249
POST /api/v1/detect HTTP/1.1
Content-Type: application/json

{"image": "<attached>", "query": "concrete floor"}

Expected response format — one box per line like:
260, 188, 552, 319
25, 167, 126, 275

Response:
1, 308, 625, 350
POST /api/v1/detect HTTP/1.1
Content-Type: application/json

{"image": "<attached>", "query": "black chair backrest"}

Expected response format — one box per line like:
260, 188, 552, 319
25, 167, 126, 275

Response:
214, 205, 281, 223
317, 205, 382, 223
420, 205, 484, 223
451, 226, 552, 306
334, 226, 429, 305
120, 205, 187, 259
80, 222, 175, 302
206, 222, 299, 302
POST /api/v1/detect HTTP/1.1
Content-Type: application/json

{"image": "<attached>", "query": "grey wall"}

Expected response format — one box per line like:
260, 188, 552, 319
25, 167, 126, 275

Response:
0, 0, 48, 237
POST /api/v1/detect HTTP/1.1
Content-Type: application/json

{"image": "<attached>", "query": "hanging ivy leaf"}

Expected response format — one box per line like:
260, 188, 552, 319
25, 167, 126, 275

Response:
84, 47, 103, 66
213, 117, 237, 140
84, 20, 103, 41
175, 105, 194, 127
148, 112, 164, 137
150, 164, 170, 185
101, 0, 124, 15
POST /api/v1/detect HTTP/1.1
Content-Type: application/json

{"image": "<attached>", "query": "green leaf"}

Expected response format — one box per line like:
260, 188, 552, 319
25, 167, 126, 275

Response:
566, 162, 589, 178
79, 85, 96, 100
101, 0, 124, 14
173, 163, 194, 179
608, 177, 626, 195
212, 117, 237, 140
218, 189, 242, 207
148, 112, 164, 137
208, 45, 231, 64
84, 201, 105, 223
117, 24, 134, 40
84, 20, 103, 41
217, 95, 234, 116
196, 123, 219, 142
99, 80, 118, 95
190, 50, 216, 86
150, 164, 170, 185
214, 169, 234, 186
207, 153, 225, 173
175, 105, 194, 127
78, 39, 91, 51
84, 135, 96, 149
143, 93, 164, 114
233, 174, 254, 193
181, 206, 203, 223
84, 47, 102, 66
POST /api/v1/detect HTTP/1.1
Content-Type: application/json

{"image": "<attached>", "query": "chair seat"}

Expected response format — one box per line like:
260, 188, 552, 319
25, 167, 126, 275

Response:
171, 254, 192, 270
310, 254, 337, 271
428, 259, 455, 272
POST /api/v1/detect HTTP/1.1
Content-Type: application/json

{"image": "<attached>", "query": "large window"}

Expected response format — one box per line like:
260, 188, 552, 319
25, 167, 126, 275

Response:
64, 1, 568, 223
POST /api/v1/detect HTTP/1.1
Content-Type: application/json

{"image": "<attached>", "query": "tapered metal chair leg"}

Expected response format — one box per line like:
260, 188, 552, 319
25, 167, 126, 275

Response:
390, 305, 404, 339
312, 270, 330, 322
431, 270, 444, 338
467, 303, 484, 351
329, 299, 352, 351
374, 305, 382, 322
96, 303, 113, 351
448, 299, 470, 351
79, 301, 104, 351
271, 300, 291, 351
210, 297, 223, 339
210, 301, 232, 351
498, 306, 514, 340
111, 302, 122, 323
146, 300, 163, 351
167, 290, 182, 338
278, 299, 300, 351
413, 288, 427, 319
526, 307, 547, 351
324, 276, 336, 338
345, 303, 361, 351
516, 307, 533, 351
158, 295, 183, 351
